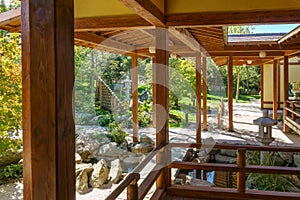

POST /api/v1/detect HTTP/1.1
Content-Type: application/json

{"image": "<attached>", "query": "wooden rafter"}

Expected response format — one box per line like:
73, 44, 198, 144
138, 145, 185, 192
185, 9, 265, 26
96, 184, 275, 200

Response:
209, 51, 285, 57
167, 10, 300, 27
119, 0, 165, 27
0, 7, 20, 26
74, 32, 135, 53
75, 15, 152, 32
169, 28, 201, 52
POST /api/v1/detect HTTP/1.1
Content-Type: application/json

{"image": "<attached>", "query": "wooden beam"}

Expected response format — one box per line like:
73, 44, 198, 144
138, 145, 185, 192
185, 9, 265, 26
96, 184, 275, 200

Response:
202, 55, 208, 131
132, 54, 138, 142
169, 27, 201, 52
119, 0, 165, 27
223, 44, 300, 52
228, 56, 234, 131
22, 0, 75, 199
0, 7, 20, 27
74, 15, 152, 32
167, 10, 300, 27
74, 32, 135, 53
278, 25, 300, 44
209, 51, 285, 57
273, 60, 278, 120
196, 52, 201, 143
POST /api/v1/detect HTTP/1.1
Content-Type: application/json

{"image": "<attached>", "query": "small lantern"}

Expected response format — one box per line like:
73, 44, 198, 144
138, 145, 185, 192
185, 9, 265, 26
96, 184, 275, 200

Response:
253, 110, 277, 164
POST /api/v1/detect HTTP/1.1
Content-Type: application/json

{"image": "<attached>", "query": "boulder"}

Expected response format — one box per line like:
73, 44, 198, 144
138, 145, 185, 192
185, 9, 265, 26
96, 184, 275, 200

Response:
75, 163, 93, 194
130, 142, 153, 154
122, 154, 146, 172
108, 159, 123, 184
188, 178, 215, 187
139, 135, 154, 145
97, 142, 129, 161
76, 132, 101, 162
294, 154, 300, 167
220, 149, 237, 157
0, 148, 22, 167
75, 153, 82, 164
89, 159, 109, 188
278, 152, 293, 164
215, 154, 236, 164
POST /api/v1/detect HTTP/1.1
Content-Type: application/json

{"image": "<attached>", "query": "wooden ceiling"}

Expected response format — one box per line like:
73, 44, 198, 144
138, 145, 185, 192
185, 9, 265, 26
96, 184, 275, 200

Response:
1, 1, 300, 66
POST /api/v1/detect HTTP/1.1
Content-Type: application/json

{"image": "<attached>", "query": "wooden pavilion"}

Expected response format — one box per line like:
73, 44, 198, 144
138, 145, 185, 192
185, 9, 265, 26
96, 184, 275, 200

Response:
1, 0, 300, 199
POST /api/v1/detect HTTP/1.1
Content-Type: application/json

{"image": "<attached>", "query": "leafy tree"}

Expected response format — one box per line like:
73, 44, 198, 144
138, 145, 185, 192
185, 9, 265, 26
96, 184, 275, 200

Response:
0, 33, 22, 134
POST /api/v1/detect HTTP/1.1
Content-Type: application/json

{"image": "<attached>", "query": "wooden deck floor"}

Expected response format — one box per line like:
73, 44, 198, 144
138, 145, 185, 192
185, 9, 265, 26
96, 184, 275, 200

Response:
165, 195, 222, 200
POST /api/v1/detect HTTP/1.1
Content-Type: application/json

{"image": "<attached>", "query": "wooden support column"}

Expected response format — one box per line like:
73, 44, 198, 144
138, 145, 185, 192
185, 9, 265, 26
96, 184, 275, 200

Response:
153, 28, 170, 190
228, 56, 234, 131
202, 55, 208, 131
277, 62, 281, 109
132, 54, 138, 142
273, 60, 278, 120
283, 56, 289, 133
196, 52, 201, 143
22, 0, 75, 199
260, 65, 264, 109
152, 57, 156, 128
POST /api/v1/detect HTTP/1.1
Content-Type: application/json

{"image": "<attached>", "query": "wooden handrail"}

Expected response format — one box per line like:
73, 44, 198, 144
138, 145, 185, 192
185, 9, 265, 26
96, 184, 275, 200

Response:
106, 173, 140, 200
285, 107, 300, 118
171, 143, 300, 152
107, 143, 300, 200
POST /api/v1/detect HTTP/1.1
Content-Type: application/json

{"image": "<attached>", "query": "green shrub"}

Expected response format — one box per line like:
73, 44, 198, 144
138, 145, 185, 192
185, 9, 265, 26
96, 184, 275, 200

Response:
108, 122, 128, 145
138, 101, 152, 127
246, 151, 295, 192
0, 164, 23, 185
95, 108, 114, 126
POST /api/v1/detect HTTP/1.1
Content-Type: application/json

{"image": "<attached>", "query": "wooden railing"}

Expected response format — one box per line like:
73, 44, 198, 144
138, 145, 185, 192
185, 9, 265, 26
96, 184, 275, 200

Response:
284, 100, 300, 134
106, 143, 300, 200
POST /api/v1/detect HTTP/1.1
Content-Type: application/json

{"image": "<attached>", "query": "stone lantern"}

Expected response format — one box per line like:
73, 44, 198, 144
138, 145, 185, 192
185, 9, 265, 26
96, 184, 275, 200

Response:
253, 110, 277, 163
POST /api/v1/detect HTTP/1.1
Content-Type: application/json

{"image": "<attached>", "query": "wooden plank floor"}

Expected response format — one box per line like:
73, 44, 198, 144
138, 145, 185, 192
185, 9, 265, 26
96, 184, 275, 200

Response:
165, 195, 222, 200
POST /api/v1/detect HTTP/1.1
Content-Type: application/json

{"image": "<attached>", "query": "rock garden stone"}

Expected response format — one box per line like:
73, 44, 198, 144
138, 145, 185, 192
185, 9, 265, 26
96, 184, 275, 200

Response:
187, 178, 215, 187
139, 135, 155, 145
75, 163, 93, 194
108, 159, 123, 184
75, 153, 82, 164
294, 154, 300, 167
214, 154, 236, 163
130, 142, 153, 154
76, 132, 101, 162
220, 149, 237, 157
97, 142, 129, 161
89, 159, 109, 188
278, 152, 294, 164
0, 148, 22, 167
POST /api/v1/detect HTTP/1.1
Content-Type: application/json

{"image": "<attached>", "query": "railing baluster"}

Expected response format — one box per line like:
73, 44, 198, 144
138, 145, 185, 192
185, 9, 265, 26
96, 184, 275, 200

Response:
237, 148, 246, 193
127, 179, 138, 200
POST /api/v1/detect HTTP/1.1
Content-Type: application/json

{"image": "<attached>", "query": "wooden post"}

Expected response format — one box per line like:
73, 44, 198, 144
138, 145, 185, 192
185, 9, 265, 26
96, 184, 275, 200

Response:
273, 60, 278, 120
277, 62, 281, 109
237, 148, 246, 193
228, 56, 234, 131
260, 65, 264, 109
196, 52, 202, 143
152, 57, 156, 128
154, 28, 170, 190
132, 54, 139, 142
127, 179, 138, 200
202, 54, 208, 131
283, 56, 289, 132
22, 0, 75, 199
